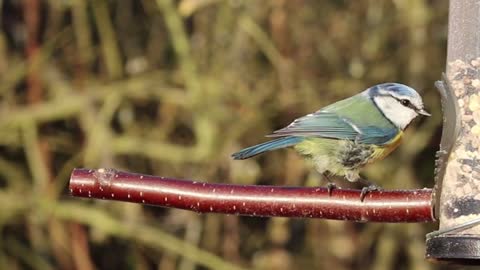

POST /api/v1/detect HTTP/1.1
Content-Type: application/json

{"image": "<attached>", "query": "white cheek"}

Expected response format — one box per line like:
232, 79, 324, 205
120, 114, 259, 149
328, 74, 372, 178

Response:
393, 108, 418, 129
374, 97, 418, 129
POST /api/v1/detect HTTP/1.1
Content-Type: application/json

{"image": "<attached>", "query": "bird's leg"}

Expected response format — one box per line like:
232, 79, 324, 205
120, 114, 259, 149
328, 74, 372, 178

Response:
322, 172, 336, 196
345, 172, 382, 201
357, 178, 383, 202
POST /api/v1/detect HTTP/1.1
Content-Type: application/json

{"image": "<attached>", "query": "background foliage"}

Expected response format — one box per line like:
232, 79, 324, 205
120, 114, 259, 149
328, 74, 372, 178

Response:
0, 0, 447, 269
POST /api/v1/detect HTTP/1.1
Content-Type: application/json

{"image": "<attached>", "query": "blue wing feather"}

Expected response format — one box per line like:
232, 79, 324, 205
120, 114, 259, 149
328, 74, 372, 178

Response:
231, 137, 303, 160
267, 93, 399, 145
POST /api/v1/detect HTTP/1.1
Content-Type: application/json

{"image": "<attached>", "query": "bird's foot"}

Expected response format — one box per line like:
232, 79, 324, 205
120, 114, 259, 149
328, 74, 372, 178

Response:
360, 184, 383, 202
326, 182, 336, 196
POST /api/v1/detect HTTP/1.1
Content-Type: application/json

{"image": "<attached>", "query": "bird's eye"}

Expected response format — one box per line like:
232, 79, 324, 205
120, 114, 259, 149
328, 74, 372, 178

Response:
400, 99, 410, 106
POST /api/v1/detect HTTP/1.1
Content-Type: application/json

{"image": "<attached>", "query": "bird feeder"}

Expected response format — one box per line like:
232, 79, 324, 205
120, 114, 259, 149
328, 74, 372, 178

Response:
426, 0, 480, 262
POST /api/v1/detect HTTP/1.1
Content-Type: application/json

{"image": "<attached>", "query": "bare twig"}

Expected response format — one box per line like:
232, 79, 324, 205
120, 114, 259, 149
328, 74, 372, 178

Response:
69, 168, 435, 223
24, 0, 42, 103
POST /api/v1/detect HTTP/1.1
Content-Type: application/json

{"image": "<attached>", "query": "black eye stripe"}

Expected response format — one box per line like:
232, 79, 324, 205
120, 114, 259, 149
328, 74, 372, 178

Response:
394, 97, 417, 110
374, 94, 420, 111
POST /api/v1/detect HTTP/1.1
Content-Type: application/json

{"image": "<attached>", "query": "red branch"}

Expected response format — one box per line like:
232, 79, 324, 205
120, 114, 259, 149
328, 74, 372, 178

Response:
69, 168, 435, 223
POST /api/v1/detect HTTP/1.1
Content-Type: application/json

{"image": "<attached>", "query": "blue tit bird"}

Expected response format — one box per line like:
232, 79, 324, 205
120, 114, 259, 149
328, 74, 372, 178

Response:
232, 83, 430, 200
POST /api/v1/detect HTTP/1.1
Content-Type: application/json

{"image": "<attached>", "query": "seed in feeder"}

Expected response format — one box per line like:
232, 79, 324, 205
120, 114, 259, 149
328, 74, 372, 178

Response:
463, 184, 473, 194
464, 115, 474, 123
469, 95, 480, 111
452, 80, 464, 89
471, 58, 480, 67
471, 125, 480, 136
473, 111, 480, 123
461, 164, 472, 173
472, 140, 480, 149
473, 79, 480, 88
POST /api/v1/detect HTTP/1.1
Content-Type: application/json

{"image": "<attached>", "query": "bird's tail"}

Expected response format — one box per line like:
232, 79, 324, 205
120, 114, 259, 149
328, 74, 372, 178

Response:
232, 137, 302, 160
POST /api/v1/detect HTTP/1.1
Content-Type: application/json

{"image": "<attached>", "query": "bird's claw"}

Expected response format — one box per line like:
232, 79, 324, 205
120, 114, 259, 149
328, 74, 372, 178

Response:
326, 182, 336, 196
360, 185, 383, 202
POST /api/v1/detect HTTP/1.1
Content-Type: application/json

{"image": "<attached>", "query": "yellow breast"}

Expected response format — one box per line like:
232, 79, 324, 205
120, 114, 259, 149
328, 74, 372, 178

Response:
369, 131, 404, 162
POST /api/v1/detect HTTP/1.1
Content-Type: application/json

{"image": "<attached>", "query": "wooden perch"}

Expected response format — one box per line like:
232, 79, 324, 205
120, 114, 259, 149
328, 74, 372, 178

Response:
69, 168, 435, 223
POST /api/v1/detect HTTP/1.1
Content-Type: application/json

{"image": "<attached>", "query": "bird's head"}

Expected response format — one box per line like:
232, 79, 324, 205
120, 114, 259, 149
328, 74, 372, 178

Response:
367, 83, 430, 130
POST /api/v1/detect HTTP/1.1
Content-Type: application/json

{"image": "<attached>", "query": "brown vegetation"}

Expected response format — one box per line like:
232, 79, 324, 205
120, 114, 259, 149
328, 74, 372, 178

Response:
0, 1, 446, 269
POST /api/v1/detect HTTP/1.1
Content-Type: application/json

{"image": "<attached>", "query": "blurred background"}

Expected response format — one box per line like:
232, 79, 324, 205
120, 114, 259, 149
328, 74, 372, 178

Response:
0, 0, 447, 269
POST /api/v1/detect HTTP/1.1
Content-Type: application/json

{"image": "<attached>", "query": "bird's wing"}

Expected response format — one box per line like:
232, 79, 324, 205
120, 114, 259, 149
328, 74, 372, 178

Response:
268, 111, 360, 140
268, 94, 399, 145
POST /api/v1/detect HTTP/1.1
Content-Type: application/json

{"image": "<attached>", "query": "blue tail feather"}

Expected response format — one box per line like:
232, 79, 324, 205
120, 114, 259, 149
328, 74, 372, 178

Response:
232, 137, 303, 160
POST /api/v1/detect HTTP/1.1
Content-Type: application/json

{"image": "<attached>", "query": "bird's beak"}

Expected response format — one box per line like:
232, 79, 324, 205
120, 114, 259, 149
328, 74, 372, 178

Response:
418, 109, 431, 116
